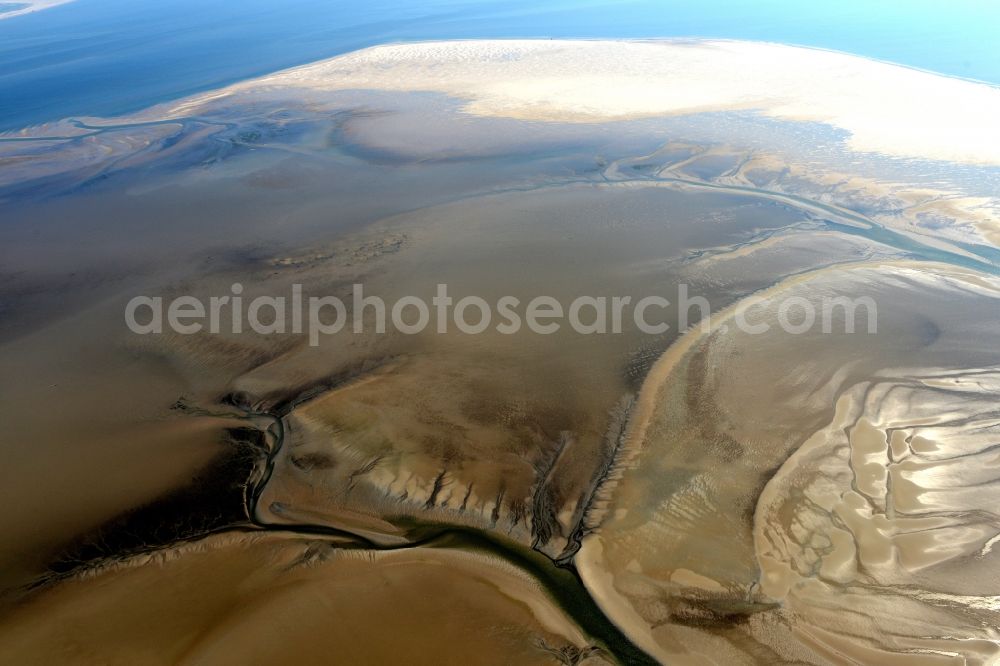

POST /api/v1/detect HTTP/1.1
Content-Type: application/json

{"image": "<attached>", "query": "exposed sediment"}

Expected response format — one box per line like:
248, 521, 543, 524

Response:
3, 38, 1000, 665
578, 261, 1000, 664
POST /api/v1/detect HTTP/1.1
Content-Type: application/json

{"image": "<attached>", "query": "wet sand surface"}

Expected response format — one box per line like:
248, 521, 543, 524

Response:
0, 532, 610, 665
579, 262, 1000, 663
1, 40, 999, 664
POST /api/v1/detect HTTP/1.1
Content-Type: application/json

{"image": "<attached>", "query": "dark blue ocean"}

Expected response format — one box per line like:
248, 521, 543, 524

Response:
1, 0, 998, 130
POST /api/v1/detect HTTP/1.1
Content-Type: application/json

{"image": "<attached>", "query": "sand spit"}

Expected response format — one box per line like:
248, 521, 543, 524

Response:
10, 40, 1000, 165
5, 43, 1000, 249
161, 39, 1000, 166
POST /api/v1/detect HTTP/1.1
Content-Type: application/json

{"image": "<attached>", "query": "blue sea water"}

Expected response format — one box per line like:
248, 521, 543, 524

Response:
0, 0, 998, 131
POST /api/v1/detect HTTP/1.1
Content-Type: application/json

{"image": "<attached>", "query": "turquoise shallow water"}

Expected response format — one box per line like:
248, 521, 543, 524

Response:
0, 0, 998, 131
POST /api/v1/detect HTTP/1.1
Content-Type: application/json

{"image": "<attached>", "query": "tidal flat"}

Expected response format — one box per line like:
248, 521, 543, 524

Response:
1, 40, 999, 664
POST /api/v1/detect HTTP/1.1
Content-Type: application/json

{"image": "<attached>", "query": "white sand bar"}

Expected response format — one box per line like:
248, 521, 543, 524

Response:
182, 39, 1000, 166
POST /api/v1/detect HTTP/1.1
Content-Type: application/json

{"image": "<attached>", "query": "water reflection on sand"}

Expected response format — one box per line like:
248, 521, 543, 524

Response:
1, 43, 999, 664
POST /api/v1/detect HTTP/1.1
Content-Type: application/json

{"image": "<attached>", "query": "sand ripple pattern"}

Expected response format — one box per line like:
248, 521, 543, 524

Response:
755, 371, 1000, 664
